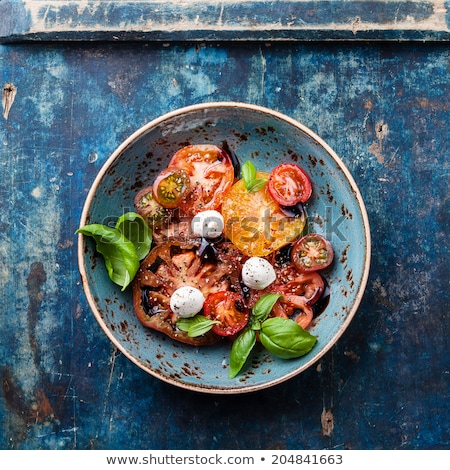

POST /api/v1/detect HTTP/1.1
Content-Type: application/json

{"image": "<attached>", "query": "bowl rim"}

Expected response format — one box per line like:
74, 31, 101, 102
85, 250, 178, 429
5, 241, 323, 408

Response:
77, 101, 371, 394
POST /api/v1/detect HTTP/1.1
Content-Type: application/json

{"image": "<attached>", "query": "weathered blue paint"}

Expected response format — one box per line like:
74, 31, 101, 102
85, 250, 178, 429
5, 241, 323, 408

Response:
0, 0, 449, 42
0, 40, 449, 450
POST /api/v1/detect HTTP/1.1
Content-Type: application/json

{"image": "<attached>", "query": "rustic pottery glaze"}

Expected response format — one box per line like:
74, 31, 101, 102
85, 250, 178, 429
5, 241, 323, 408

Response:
78, 102, 371, 394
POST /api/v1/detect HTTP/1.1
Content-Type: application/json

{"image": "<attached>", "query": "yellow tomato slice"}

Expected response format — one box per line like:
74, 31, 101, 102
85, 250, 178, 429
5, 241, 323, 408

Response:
221, 172, 306, 257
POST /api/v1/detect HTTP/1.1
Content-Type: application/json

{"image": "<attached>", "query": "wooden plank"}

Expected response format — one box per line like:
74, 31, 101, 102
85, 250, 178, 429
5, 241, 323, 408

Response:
1, 0, 449, 42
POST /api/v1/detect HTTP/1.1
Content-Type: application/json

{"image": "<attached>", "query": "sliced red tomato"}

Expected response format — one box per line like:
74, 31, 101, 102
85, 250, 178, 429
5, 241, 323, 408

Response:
152, 167, 191, 208
203, 291, 249, 336
275, 272, 325, 304
268, 163, 312, 206
132, 242, 243, 345
168, 145, 235, 215
291, 234, 334, 272
271, 272, 324, 329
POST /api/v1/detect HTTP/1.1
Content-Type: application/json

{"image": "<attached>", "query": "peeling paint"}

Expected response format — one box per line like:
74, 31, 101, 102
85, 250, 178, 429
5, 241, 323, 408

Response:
321, 408, 334, 436
31, 187, 42, 199
369, 121, 390, 164
2, 83, 17, 119
352, 16, 362, 35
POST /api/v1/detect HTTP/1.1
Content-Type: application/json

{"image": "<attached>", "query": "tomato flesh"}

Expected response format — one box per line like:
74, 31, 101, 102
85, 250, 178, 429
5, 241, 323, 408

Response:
169, 145, 234, 215
203, 291, 249, 336
275, 272, 324, 304
291, 234, 334, 272
153, 167, 191, 208
221, 172, 306, 257
132, 241, 244, 345
134, 185, 171, 227
271, 271, 325, 329
268, 163, 312, 206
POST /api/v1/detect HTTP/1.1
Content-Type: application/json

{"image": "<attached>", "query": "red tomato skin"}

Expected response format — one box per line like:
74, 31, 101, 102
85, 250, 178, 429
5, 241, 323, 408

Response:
268, 163, 312, 206
291, 234, 334, 272
168, 145, 235, 215
275, 272, 325, 304
203, 291, 249, 337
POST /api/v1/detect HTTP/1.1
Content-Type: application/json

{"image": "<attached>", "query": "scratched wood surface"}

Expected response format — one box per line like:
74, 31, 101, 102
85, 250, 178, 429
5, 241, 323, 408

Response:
0, 40, 449, 449
1, 0, 449, 42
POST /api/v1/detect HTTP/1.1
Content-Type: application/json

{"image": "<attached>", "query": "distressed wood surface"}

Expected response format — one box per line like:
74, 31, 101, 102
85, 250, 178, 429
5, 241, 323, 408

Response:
0, 40, 449, 450
0, 0, 449, 42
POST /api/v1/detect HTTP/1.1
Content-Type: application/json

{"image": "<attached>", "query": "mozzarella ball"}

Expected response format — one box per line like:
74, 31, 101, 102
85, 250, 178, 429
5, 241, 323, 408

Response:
191, 210, 224, 239
170, 286, 205, 318
241, 257, 276, 290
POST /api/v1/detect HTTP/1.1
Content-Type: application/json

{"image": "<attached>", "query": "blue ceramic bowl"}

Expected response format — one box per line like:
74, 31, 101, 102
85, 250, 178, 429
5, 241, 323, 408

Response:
78, 102, 371, 394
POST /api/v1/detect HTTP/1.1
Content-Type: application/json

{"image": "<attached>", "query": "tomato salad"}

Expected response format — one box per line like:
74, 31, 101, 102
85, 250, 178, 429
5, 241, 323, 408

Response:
131, 144, 334, 377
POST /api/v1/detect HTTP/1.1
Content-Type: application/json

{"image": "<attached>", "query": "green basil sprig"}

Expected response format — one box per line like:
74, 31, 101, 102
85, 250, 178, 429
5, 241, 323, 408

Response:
241, 161, 268, 193
76, 212, 152, 291
229, 293, 317, 378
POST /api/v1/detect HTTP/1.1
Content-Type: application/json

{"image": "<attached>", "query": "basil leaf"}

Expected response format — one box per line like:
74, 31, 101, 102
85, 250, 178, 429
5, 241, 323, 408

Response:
252, 293, 283, 322
241, 161, 268, 193
259, 317, 317, 359
177, 315, 218, 337
76, 224, 140, 291
246, 178, 267, 193
241, 160, 257, 188
116, 212, 152, 260
229, 328, 257, 378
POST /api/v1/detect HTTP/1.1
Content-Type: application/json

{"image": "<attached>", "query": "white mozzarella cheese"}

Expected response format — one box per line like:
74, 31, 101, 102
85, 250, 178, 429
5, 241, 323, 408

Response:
191, 210, 224, 239
241, 257, 276, 290
170, 286, 205, 318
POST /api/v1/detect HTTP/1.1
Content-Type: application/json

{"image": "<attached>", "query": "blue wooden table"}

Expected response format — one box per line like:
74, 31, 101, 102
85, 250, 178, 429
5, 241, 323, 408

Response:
0, 1, 449, 450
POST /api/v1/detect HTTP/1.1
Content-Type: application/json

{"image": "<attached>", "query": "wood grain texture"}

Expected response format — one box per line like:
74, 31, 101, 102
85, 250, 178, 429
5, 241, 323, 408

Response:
0, 0, 449, 42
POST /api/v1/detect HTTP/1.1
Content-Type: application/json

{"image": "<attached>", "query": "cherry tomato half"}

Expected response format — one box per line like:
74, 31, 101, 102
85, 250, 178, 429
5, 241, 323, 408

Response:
134, 185, 171, 227
291, 234, 334, 272
152, 167, 191, 208
268, 163, 312, 206
169, 145, 235, 216
203, 291, 249, 337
